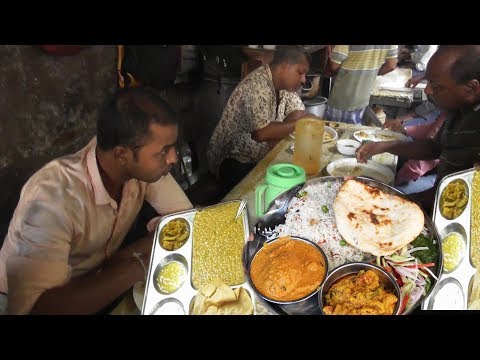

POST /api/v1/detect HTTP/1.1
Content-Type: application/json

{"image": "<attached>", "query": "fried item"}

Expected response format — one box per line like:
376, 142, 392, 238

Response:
323, 270, 398, 315
468, 271, 480, 310
159, 218, 190, 250
440, 180, 468, 220
191, 279, 254, 315
333, 180, 424, 256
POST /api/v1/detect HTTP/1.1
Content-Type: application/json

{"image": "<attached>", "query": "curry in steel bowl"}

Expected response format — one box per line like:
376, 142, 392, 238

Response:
319, 262, 401, 315
248, 236, 328, 303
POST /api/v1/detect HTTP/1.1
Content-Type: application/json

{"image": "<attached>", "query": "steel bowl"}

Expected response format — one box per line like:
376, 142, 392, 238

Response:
246, 236, 328, 315
318, 262, 402, 315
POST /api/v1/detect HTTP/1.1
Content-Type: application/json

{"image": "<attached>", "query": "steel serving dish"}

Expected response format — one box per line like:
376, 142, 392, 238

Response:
318, 262, 402, 315
249, 176, 442, 315
141, 200, 256, 315
246, 236, 328, 315
422, 168, 477, 310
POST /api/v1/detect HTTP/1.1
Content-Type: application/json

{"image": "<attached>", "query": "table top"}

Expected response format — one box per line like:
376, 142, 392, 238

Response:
223, 121, 398, 229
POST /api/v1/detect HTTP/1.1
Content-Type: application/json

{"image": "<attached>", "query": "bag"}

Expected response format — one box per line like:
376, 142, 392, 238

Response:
118, 45, 181, 90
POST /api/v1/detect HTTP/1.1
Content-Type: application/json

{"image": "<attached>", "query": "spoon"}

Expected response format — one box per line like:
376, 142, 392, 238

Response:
254, 183, 305, 237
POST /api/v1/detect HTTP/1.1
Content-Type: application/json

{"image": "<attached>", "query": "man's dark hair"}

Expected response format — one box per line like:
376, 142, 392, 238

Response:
437, 45, 480, 84
270, 45, 311, 67
97, 86, 177, 151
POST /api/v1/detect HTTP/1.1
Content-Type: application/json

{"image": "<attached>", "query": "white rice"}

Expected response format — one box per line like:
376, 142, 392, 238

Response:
272, 180, 371, 269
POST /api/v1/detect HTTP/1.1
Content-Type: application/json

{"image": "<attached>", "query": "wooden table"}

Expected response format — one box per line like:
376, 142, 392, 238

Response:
222, 121, 398, 230
111, 121, 398, 315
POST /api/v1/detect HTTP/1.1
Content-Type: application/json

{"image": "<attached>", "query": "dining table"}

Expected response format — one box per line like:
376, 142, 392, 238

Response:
110, 120, 399, 315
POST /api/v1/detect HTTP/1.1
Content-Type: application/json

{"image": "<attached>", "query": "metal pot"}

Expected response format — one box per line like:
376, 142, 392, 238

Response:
303, 96, 327, 118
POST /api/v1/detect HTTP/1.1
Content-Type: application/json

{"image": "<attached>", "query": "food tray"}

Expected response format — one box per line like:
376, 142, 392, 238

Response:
250, 176, 442, 315
141, 200, 256, 315
422, 168, 477, 310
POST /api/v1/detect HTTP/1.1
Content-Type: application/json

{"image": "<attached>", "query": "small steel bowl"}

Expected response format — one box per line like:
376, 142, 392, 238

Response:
247, 236, 328, 315
318, 262, 402, 315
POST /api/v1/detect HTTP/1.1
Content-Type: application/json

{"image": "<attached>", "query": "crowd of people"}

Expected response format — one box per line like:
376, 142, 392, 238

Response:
1, 44, 480, 314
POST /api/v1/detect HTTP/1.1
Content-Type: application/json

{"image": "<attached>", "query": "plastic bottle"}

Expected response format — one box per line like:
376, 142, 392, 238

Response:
292, 118, 325, 175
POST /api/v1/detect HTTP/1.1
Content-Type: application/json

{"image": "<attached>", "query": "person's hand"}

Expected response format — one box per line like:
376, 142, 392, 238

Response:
383, 118, 406, 134
355, 142, 382, 163
405, 73, 425, 88
398, 48, 411, 62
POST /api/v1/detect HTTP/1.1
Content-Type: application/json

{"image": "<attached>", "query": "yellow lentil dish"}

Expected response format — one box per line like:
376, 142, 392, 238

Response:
471, 171, 480, 268
323, 270, 398, 315
440, 180, 469, 220
192, 202, 246, 289
250, 236, 327, 302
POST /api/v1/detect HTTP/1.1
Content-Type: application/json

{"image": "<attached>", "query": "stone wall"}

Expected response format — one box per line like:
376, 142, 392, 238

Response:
0, 45, 116, 239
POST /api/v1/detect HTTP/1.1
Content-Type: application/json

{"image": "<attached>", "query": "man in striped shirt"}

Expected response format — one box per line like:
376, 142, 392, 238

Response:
356, 45, 480, 213
325, 45, 398, 124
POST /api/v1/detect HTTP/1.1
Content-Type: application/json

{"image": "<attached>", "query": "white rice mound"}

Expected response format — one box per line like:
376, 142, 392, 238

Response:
275, 180, 371, 269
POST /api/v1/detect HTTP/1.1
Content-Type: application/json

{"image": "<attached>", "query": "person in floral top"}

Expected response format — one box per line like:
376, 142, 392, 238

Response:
207, 45, 314, 194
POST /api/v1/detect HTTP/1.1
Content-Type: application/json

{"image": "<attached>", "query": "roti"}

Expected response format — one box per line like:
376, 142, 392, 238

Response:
333, 180, 424, 256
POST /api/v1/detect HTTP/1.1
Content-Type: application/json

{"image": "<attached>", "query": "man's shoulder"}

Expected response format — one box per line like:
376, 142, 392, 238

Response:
24, 151, 89, 200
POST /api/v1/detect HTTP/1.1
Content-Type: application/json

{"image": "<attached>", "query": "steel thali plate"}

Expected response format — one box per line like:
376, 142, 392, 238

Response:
248, 176, 442, 315
422, 168, 478, 310
141, 200, 256, 315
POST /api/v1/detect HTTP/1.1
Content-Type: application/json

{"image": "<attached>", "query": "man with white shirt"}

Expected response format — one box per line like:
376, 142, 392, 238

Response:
0, 86, 193, 314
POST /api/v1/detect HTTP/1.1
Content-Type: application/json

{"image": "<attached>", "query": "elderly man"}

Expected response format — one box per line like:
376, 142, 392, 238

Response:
207, 45, 316, 194
0, 87, 193, 314
356, 45, 480, 212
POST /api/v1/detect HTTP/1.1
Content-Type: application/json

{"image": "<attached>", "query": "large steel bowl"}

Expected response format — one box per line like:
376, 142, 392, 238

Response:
246, 236, 328, 315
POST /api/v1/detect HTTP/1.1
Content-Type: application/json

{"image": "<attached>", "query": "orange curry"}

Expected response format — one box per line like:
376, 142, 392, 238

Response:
250, 236, 327, 302
323, 269, 398, 315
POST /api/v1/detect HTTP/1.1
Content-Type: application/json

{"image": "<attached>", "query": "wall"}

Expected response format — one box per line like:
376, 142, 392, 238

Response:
0, 45, 116, 239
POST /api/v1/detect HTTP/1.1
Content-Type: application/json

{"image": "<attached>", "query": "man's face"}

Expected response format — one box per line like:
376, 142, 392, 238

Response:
280, 57, 310, 92
424, 52, 472, 111
126, 123, 179, 183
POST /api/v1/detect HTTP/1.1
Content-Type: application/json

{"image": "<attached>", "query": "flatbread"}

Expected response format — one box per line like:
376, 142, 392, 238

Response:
333, 180, 424, 256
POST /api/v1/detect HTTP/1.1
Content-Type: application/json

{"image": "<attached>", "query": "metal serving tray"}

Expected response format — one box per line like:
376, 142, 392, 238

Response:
422, 168, 477, 310
141, 200, 256, 315
249, 176, 442, 315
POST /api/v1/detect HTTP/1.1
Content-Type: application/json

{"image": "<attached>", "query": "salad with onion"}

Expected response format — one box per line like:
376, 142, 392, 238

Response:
375, 233, 439, 314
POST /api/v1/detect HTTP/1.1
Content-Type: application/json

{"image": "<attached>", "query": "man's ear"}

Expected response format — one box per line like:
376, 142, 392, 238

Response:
465, 79, 480, 98
113, 145, 130, 166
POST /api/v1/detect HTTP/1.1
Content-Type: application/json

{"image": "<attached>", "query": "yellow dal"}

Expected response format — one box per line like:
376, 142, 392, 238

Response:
442, 232, 465, 272
192, 202, 245, 289
471, 171, 480, 268
156, 261, 186, 294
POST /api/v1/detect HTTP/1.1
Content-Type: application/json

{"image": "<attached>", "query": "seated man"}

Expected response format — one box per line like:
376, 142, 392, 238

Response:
324, 45, 398, 125
356, 45, 480, 213
0, 86, 193, 314
207, 45, 315, 195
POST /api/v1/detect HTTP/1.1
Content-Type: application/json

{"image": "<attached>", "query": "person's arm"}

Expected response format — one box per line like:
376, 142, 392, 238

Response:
326, 45, 349, 77
377, 57, 398, 75
31, 233, 153, 315
252, 110, 308, 142
355, 139, 441, 163
406, 73, 426, 88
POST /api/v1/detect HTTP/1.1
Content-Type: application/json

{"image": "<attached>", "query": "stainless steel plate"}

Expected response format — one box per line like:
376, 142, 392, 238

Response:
141, 200, 256, 315
423, 168, 477, 310
248, 176, 442, 315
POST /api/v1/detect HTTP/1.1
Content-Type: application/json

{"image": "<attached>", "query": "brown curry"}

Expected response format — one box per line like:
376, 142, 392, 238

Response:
323, 269, 398, 315
250, 236, 327, 302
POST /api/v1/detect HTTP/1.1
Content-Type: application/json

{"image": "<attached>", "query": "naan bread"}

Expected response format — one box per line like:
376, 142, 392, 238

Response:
333, 180, 424, 256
